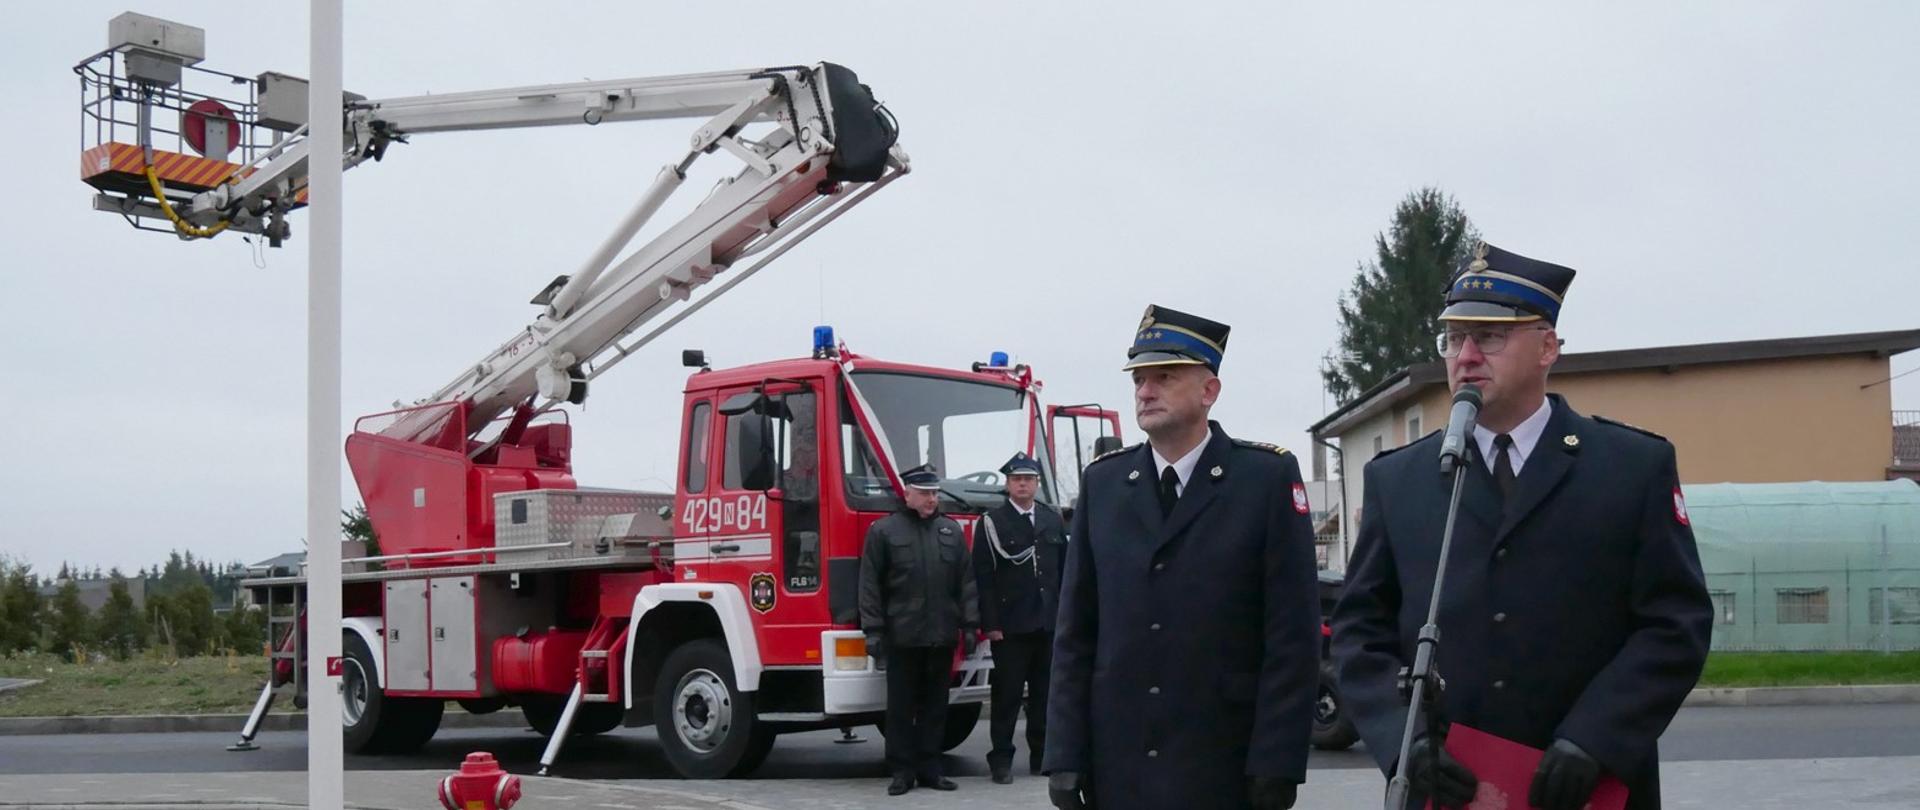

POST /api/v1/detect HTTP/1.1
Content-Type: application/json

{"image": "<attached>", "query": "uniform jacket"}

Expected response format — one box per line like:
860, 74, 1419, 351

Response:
974, 499, 1068, 635
1045, 422, 1321, 809
859, 508, 980, 648
1332, 395, 1713, 810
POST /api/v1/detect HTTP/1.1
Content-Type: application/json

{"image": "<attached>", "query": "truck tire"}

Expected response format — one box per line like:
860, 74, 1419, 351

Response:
653, 639, 763, 778
341, 632, 445, 754
734, 726, 778, 776
1311, 659, 1359, 751
941, 702, 982, 751
522, 695, 624, 737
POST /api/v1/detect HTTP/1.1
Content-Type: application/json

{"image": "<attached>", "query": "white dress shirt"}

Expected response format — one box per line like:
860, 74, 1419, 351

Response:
1151, 437, 1208, 497
1473, 396, 1553, 475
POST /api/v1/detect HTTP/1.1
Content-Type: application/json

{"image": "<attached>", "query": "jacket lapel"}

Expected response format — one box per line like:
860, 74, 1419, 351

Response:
1155, 425, 1230, 553
1495, 396, 1583, 543
1124, 446, 1165, 538
1455, 443, 1504, 538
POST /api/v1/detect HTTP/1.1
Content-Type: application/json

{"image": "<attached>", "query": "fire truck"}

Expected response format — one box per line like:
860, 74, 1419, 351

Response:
76, 13, 1124, 778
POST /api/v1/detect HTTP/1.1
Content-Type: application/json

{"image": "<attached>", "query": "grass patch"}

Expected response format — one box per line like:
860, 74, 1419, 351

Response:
0, 651, 269, 717
1698, 652, 1920, 688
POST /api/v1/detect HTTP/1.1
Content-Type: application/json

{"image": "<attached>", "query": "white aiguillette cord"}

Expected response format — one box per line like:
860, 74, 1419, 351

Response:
982, 509, 1036, 570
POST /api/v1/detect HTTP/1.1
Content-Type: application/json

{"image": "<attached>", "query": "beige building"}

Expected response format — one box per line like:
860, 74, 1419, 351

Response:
1308, 329, 1920, 567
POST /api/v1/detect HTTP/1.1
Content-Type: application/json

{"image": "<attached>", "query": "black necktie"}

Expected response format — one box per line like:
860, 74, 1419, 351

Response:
1158, 466, 1181, 517
1492, 434, 1517, 500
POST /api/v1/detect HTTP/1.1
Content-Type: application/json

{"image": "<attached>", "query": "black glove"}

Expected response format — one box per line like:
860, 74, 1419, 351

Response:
1529, 738, 1601, 810
961, 630, 980, 657
1407, 735, 1478, 808
1048, 771, 1092, 810
1247, 776, 1298, 810
864, 633, 885, 662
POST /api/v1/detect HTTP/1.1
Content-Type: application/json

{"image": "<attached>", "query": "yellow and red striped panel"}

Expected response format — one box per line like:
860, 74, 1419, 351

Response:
80, 142, 308, 204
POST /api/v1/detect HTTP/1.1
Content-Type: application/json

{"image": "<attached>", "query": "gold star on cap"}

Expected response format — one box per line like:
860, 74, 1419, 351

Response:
1563, 434, 1580, 448
1210, 466, 1224, 479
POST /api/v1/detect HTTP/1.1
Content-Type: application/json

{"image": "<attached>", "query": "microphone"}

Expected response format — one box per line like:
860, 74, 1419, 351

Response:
1438, 384, 1482, 474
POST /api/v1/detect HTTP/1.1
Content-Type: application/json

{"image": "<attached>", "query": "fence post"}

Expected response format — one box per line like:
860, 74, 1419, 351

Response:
1883, 525, 1893, 656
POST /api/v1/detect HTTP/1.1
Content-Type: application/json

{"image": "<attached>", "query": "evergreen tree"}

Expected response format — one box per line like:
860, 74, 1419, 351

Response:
95, 571, 147, 659
0, 563, 43, 652
49, 579, 93, 657
1323, 187, 1477, 403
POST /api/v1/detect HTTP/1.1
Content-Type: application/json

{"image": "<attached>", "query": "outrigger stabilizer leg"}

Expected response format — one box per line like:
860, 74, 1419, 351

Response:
536, 683, 586, 776
226, 680, 277, 752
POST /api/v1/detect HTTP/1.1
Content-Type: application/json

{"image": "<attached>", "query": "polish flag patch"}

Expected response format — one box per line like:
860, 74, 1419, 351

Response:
1293, 483, 1311, 515
1673, 487, 1690, 526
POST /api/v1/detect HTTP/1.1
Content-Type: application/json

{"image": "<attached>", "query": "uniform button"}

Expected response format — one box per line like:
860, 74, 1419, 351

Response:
1148, 686, 1161, 695
1495, 546, 1509, 560
1493, 680, 1507, 690
1149, 623, 1162, 631
1154, 563, 1165, 571
1493, 612, 1507, 623
1147, 749, 1159, 758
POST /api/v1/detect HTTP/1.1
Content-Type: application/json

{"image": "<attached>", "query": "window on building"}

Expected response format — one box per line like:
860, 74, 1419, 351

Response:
1407, 412, 1423, 443
1708, 590, 1737, 625
1372, 435, 1383, 455
1775, 587, 1830, 625
1869, 587, 1920, 625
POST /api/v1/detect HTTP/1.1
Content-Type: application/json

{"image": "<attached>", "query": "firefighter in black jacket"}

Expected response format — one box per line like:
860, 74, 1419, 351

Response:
974, 450, 1067, 783
859, 462, 980, 796
1332, 242, 1713, 810
1045, 305, 1318, 810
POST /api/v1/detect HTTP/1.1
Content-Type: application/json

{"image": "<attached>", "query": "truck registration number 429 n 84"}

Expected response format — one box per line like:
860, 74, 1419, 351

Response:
681, 494, 769, 534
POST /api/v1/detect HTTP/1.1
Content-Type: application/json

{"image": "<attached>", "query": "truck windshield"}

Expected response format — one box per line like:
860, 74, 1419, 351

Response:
847, 371, 1053, 510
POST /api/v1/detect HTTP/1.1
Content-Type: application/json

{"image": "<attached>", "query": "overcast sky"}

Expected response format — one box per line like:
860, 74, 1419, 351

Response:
3, 1, 1915, 576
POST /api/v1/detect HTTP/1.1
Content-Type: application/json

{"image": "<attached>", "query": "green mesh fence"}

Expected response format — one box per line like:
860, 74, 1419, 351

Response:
1689, 479, 1920, 652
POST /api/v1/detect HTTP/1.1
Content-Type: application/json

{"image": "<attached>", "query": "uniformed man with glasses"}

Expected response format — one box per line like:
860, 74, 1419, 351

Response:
1332, 242, 1713, 810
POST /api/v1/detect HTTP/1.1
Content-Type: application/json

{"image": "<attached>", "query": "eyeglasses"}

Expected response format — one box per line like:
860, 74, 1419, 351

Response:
1436, 325, 1551, 357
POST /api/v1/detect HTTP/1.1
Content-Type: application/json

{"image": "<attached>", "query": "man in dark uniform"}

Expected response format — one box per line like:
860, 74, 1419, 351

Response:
1331, 242, 1714, 810
859, 463, 980, 796
1045, 305, 1319, 810
974, 450, 1067, 783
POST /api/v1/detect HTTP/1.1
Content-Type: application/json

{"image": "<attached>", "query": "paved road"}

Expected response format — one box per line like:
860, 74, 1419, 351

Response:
4, 706, 1919, 808
4, 704, 1917, 778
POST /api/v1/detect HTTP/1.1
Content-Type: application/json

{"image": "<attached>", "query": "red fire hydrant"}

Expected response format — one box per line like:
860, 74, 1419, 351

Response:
438, 752, 522, 810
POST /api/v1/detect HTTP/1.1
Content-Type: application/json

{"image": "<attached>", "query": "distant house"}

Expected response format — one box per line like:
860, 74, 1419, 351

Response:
1308, 328, 1920, 569
36, 577, 145, 613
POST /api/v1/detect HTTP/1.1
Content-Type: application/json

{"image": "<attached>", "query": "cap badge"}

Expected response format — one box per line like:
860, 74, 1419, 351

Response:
1468, 240, 1489, 274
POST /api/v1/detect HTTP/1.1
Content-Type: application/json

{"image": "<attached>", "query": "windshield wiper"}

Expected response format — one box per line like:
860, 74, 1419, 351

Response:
936, 486, 978, 512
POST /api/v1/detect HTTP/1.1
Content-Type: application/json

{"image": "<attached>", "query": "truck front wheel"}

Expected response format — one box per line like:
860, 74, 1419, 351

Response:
653, 639, 765, 778
341, 632, 444, 754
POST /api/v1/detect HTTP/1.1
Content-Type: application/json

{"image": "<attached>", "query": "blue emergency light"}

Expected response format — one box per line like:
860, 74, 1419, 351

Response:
813, 326, 836, 359
990, 351, 1009, 367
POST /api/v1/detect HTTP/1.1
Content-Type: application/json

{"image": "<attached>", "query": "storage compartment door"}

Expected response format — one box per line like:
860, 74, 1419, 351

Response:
383, 580, 430, 691
429, 576, 479, 692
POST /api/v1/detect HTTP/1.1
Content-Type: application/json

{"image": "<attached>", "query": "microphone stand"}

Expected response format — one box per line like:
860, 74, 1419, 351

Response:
1383, 438, 1474, 808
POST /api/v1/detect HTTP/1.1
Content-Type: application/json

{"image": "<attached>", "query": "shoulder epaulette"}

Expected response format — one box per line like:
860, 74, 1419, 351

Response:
1369, 433, 1431, 460
1088, 442, 1142, 466
1231, 438, 1291, 456
1593, 415, 1669, 442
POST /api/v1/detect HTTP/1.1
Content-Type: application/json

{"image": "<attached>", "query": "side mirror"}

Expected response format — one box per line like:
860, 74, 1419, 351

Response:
682, 349, 709, 370
1092, 436, 1124, 457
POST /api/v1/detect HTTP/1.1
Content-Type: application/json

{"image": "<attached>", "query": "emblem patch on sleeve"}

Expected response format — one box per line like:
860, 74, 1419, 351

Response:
1292, 483, 1311, 515
1673, 487, 1690, 526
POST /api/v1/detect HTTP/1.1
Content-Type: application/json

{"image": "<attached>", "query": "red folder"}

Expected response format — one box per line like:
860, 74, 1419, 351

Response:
1424, 725, 1628, 810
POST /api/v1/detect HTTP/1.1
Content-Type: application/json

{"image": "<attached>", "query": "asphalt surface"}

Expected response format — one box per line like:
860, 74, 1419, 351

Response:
3, 704, 1919, 779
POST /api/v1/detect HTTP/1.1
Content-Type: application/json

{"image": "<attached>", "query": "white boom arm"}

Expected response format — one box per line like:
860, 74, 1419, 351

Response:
185, 64, 906, 437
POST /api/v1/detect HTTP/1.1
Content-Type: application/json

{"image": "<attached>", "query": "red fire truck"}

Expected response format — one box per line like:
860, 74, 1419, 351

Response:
75, 13, 1125, 778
